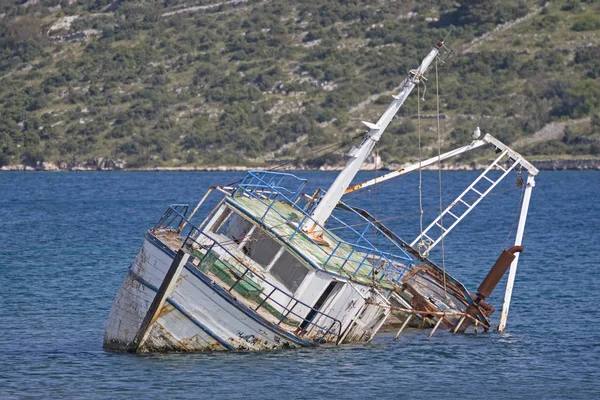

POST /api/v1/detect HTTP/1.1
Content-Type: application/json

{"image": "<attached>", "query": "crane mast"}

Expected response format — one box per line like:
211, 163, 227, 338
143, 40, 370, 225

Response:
303, 41, 444, 235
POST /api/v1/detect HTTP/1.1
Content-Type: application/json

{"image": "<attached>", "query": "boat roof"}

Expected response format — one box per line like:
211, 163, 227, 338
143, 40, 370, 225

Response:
225, 171, 416, 289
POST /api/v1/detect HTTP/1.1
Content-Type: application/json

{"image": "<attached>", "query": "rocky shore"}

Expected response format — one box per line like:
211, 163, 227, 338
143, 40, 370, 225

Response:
1, 157, 599, 172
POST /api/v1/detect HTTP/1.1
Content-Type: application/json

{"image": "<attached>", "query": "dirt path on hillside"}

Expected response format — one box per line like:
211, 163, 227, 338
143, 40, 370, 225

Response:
162, 0, 249, 17
513, 117, 591, 148
461, 2, 550, 54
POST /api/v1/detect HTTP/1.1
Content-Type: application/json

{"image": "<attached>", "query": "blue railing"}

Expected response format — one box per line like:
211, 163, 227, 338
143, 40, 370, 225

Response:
153, 206, 342, 343
233, 171, 414, 284
235, 170, 307, 203
153, 204, 189, 231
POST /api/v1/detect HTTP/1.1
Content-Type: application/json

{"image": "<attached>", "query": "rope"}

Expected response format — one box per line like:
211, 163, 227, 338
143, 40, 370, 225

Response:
435, 57, 448, 298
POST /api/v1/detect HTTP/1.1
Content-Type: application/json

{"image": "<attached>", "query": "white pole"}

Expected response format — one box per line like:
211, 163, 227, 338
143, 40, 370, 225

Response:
497, 174, 536, 332
344, 139, 487, 195
303, 42, 443, 234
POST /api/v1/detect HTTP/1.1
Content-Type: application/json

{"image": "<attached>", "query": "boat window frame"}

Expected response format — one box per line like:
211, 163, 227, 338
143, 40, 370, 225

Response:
206, 205, 315, 295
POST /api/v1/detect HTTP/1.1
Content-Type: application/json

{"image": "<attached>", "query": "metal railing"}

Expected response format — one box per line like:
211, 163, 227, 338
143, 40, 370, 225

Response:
235, 170, 307, 202
233, 171, 414, 284
154, 206, 343, 343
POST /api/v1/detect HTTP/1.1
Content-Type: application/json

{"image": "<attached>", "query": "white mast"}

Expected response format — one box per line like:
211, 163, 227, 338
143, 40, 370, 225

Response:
303, 41, 444, 234
497, 173, 535, 332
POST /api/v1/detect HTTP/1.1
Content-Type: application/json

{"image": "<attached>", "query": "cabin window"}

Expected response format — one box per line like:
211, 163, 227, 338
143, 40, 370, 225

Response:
270, 250, 310, 293
242, 229, 280, 268
213, 209, 253, 245
211, 209, 311, 294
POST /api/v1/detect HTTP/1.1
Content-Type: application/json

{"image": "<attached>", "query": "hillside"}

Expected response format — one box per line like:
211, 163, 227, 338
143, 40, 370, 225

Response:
0, 0, 599, 170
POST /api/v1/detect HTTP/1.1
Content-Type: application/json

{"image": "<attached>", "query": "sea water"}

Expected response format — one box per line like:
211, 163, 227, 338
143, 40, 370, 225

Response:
0, 171, 598, 399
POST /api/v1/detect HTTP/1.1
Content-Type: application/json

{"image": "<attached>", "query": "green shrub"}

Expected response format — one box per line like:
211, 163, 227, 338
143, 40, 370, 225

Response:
571, 15, 600, 31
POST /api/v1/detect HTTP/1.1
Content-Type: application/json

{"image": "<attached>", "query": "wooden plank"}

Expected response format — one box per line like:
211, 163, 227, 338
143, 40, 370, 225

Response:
130, 249, 190, 352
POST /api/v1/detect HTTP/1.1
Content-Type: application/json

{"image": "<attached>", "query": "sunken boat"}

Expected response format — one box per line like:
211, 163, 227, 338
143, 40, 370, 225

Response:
104, 40, 537, 352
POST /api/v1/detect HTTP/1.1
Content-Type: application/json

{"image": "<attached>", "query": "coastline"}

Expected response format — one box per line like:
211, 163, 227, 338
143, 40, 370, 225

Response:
1, 158, 599, 172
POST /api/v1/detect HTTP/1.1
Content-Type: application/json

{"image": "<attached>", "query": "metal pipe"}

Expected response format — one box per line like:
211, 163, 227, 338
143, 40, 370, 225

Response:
344, 139, 487, 195
498, 174, 535, 332
394, 314, 413, 340
179, 188, 214, 233
228, 269, 248, 292
452, 316, 466, 334
429, 317, 444, 338
255, 288, 276, 311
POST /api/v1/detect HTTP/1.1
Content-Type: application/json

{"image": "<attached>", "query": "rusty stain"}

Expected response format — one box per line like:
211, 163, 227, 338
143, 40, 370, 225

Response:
155, 303, 175, 321
344, 168, 406, 194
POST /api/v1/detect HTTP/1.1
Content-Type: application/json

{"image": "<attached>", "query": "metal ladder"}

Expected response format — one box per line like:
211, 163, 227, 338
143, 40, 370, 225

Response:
410, 149, 521, 254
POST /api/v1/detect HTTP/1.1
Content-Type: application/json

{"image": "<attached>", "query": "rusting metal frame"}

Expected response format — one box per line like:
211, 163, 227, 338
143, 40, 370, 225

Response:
367, 301, 482, 332
336, 202, 474, 303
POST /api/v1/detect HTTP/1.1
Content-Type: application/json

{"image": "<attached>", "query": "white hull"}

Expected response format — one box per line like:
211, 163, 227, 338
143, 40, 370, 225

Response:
104, 236, 311, 352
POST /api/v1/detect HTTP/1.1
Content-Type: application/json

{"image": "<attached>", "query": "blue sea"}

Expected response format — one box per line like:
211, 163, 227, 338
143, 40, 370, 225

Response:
1, 170, 598, 399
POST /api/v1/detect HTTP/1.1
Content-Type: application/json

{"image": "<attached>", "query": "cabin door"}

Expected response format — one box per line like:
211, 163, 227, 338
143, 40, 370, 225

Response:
300, 281, 342, 330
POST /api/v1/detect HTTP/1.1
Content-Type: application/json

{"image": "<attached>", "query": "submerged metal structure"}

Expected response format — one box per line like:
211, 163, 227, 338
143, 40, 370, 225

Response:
104, 40, 537, 352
